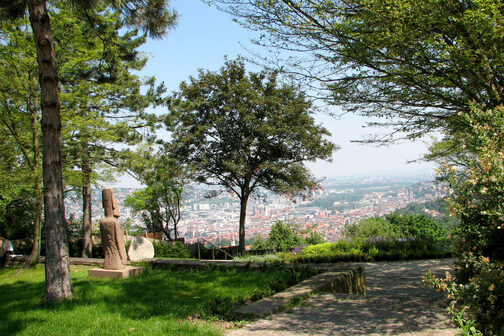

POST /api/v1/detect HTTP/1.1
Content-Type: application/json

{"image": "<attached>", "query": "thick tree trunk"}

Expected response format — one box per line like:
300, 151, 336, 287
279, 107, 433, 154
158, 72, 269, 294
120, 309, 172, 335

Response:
24, 108, 43, 268
28, 1, 73, 301
238, 192, 250, 253
81, 143, 92, 258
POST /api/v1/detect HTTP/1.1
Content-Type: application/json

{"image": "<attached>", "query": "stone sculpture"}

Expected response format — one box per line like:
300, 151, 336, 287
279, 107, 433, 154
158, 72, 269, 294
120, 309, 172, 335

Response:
100, 188, 127, 269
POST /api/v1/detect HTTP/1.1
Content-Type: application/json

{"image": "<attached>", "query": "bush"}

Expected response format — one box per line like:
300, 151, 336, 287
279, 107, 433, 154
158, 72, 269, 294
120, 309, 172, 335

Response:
427, 253, 504, 336
281, 236, 452, 263
250, 220, 326, 252
427, 105, 504, 335
267, 220, 303, 251
344, 214, 447, 246
153, 241, 191, 259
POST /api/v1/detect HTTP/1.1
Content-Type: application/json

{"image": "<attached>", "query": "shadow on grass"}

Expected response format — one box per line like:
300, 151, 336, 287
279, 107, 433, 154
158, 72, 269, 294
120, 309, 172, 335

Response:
0, 279, 47, 335
0, 265, 305, 335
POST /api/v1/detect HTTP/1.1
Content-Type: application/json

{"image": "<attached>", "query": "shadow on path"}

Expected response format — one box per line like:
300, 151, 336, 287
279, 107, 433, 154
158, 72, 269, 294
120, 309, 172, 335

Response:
229, 259, 460, 336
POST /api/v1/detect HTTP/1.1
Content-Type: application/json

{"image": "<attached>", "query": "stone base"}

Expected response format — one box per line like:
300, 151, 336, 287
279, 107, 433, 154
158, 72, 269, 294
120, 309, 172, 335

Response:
88, 266, 144, 279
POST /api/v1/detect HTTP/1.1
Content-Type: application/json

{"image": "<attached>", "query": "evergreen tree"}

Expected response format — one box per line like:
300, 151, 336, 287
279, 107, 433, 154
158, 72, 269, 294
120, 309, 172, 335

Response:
0, 0, 177, 302
52, 6, 167, 258
0, 18, 43, 267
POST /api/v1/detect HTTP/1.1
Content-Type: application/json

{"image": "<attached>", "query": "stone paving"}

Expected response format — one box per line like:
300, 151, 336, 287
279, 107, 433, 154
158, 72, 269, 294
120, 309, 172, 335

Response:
235, 265, 365, 318
228, 259, 461, 336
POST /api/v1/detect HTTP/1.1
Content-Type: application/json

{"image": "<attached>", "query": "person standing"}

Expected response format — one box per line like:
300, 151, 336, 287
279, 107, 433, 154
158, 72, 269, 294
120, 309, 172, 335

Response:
0, 235, 14, 268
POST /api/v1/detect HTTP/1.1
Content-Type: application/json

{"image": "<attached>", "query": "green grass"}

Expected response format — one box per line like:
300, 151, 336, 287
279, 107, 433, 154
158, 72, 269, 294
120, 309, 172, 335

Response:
0, 264, 312, 336
233, 254, 281, 263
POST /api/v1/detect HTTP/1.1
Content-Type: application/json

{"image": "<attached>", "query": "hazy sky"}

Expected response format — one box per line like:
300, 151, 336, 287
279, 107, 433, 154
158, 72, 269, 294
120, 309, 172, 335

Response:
114, 0, 437, 187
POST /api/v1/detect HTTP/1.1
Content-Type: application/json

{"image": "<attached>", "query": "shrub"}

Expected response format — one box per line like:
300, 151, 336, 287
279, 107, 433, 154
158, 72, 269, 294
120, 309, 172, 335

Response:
427, 253, 504, 336
267, 220, 303, 251
428, 105, 504, 335
386, 213, 447, 244
153, 241, 191, 259
282, 236, 451, 263
342, 217, 397, 240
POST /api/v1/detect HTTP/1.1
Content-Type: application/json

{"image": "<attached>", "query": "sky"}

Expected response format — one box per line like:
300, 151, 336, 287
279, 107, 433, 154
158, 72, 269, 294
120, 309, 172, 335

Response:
115, 0, 437, 187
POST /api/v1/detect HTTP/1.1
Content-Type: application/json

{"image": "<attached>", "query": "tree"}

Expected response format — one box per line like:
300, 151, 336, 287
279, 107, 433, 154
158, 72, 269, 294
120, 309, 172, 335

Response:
343, 217, 397, 240
1, 4, 168, 262
267, 220, 303, 251
0, 18, 43, 267
168, 58, 336, 252
208, 0, 504, 144
0, 0, 177, 302
386, 213, 446, 243
126, 153, 186, 241
52, 6, 167, 258
431, 104, 504, 334
343, 214, 446, 243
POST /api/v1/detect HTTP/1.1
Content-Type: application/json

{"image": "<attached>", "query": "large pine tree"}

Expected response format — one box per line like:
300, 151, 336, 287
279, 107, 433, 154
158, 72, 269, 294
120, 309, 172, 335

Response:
0, 0, 177, 302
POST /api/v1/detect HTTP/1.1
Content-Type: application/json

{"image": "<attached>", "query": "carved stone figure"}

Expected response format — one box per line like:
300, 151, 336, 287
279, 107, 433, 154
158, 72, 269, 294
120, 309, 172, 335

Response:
100, 188, 127, 269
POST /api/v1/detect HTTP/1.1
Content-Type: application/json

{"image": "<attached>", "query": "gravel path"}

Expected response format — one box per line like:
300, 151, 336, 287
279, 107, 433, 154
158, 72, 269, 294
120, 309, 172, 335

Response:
228, 259, 460, 336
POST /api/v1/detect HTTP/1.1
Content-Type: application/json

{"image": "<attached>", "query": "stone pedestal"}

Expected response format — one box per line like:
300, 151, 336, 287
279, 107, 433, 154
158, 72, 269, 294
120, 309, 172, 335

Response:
88, 266, 144, 279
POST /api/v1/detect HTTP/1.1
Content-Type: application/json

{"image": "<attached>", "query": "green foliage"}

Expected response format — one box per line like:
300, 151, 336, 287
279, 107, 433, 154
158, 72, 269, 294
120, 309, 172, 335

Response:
53, 4, 168, 192
429, 105, 504, 335
153, 241, 191, 259
0, 18, 42, 242
125, 155, 186, 240
0, 263, 316, 335
120, 218, 145, 236
0, 0, 177, 301
282, 237, 451, 264
342, 217, 397, 240
0, 190, 36, 240
0, 3, 171, 250
251, 220, 326, 252
396, 199, 460, 232
267, 220, 303, 251
440, 105, 504, 261
251, 235, 269, 250
168, 58, 336, 250
209, 0, 504, 145
386, 213, 447, 243
343, 214, 448, 246
304, 230, 325, 245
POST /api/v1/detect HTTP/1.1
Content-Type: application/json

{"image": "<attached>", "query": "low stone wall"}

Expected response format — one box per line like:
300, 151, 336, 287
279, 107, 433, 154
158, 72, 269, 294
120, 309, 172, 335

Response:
321, 265, 366, 295
234, 264, 366, 318
4, 255, 26, 268
3, 256, 106, 268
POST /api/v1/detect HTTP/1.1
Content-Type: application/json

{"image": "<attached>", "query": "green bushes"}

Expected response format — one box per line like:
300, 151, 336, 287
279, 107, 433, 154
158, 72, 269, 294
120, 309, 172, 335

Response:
296, 213, 453, 263
343, 213, 448, 244
281, 237, 452, 263
425, 105, 504, 335
427, 253, 504, 336
251, 220, 325, 252
153, 241, 191, 259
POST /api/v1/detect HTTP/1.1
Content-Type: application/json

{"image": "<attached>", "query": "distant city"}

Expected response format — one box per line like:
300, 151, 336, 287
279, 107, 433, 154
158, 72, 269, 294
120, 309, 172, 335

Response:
65, 175, 447, 245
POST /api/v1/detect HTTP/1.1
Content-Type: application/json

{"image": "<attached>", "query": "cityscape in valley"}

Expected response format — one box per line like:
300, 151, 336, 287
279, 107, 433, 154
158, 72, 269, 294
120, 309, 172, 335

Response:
65, 174, 448, 246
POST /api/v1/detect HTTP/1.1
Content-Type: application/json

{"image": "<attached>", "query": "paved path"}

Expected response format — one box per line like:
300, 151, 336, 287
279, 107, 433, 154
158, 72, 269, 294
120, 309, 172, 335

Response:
228, 259, 460, 336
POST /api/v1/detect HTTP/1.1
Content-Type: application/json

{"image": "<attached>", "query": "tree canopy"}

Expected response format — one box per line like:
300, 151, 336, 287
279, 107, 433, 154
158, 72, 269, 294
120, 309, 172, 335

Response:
208, 0, 504, 144
0, 0, 177, 302
126, 153, 186, 241
167, 58, 336, 251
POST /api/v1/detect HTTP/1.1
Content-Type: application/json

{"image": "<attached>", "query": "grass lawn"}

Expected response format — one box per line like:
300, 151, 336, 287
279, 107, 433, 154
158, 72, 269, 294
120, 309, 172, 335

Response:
0, 264, 312, 336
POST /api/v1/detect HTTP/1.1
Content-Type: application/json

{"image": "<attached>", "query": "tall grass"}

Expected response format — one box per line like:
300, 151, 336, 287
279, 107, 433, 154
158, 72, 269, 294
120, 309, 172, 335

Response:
0, 264, 310, 336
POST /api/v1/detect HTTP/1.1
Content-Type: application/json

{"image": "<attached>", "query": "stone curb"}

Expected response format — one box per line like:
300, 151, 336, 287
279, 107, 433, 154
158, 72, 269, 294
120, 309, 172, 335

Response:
234, 265, 366, 319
